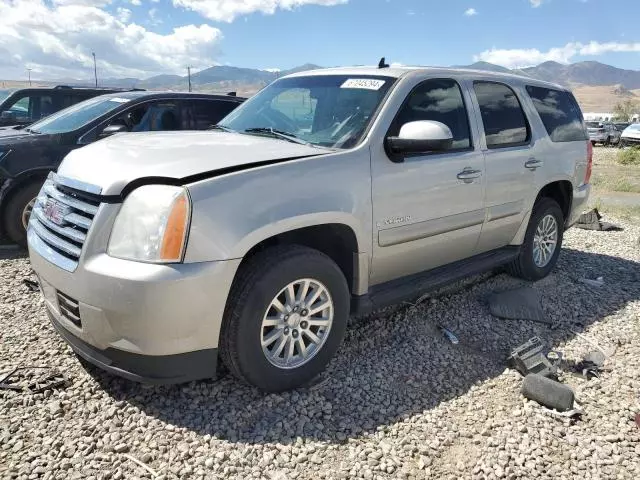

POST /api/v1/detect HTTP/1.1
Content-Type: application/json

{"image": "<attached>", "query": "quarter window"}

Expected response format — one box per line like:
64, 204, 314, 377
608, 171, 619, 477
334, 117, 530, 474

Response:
526, 86, 587, 142
391, 79, 471, 150
474, 82, 529, 148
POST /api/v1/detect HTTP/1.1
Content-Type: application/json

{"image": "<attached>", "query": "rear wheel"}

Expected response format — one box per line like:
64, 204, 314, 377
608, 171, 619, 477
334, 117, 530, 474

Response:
220, 245, 349, 392
506, 197, 564, 281
4, 181, 44, 247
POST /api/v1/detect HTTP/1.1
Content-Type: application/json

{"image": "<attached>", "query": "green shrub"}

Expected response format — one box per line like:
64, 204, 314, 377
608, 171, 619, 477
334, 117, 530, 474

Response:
617, 147, 640, 166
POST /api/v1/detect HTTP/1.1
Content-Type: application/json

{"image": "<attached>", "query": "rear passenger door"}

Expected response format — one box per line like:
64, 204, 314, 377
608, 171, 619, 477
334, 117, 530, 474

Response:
470, 81, 535, 253
182, 99, 239, 129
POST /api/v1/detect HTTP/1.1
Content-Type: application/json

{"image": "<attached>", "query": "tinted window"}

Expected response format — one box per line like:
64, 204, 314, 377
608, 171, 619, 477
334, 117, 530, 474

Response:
184, 100, 238, 129
1, 94, 55, 123
391, 79, 471, 150
474, 82, 529, 148
104, 101, 180, 133
527, 86, 587, 142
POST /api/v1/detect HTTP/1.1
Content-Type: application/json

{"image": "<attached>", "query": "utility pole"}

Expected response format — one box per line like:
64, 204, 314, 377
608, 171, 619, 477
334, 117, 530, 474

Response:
27, 68, 32, 86
187, 66, 192, 92
92, 52, 98, 87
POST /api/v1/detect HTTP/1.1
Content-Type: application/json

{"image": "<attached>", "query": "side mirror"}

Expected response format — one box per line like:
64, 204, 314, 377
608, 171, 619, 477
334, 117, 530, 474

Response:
386, 120, 453, 159
99, 123, 128, 138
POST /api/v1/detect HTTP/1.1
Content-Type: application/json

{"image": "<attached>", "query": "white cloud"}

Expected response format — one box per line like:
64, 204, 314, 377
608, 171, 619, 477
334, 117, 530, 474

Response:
53, 0, 112, 5
0, 0, 223, 80
116, 7, 131, 22
529, 0, 544, 7
464, 8, 477, 16
474, 41, 640, 69
173, 0, 348, 23
130, 0, 141, 5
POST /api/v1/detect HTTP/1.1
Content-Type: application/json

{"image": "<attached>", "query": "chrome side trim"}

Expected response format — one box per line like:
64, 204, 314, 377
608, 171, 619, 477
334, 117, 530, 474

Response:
378, 209, 485, 247
486, 201, 523, 222
27, 227, 78, 272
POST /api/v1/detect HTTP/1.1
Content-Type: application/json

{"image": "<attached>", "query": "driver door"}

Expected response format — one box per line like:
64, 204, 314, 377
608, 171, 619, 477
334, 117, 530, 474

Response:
370, 78, 486, 285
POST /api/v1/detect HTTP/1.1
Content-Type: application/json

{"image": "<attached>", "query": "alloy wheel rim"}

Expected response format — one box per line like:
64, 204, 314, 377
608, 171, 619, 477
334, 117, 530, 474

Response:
261, 278, 334, 369
21, 198, 37, 230
532, 214, 558, 268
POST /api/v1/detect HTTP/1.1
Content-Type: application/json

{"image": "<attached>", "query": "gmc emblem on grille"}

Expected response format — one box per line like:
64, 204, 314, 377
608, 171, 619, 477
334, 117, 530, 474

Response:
44, 199, 71, 226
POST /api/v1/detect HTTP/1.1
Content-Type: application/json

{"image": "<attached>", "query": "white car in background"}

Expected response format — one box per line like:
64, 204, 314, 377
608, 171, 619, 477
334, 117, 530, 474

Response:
620, 123, 640, 147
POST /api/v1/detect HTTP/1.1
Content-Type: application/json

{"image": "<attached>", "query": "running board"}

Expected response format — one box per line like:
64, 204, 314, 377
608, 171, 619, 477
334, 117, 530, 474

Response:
351, 246, 520, 315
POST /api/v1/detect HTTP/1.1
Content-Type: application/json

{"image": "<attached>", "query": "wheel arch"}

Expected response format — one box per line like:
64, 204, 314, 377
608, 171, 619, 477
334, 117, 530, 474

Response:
0, 169, 52, 231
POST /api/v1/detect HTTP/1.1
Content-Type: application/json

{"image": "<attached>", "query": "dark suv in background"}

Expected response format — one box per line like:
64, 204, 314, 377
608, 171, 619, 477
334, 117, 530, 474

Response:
0, 91, 245, 246
0, 86, 141, 128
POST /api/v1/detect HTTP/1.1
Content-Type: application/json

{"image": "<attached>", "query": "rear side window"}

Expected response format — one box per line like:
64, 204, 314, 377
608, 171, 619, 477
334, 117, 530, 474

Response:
526, 86, 587, 142
183, 100, 239, 129
473, 81, 529, 148
391, 78, 471, 150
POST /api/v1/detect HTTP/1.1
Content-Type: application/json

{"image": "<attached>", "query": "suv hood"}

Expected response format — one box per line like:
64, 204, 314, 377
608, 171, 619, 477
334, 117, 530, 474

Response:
58, 131, 329, 196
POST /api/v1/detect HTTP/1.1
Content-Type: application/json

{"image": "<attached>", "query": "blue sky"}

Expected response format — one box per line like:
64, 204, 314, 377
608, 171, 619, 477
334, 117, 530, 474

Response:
0, 0, 638, 80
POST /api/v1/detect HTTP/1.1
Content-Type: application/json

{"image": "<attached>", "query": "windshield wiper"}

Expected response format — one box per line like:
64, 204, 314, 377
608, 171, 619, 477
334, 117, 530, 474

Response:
243, 127, 311, 146
210, 124, 235, 132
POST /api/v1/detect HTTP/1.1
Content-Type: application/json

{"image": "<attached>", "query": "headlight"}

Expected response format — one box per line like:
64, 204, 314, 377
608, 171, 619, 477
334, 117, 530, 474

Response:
108, 185, 191, 263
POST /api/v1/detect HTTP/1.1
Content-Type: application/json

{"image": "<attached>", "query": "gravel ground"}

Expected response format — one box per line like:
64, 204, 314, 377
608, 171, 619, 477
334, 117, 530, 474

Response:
1, 218, 639, 480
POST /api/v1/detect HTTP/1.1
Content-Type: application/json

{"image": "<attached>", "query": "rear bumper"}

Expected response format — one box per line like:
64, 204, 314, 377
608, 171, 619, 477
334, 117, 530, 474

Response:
48, 309, 218, 384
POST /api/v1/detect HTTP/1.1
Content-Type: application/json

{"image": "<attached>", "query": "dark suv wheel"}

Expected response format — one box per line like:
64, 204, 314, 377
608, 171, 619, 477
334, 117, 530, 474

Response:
506, 197, 564, 281
3, 181, 43, 247
220, 245, 349, 392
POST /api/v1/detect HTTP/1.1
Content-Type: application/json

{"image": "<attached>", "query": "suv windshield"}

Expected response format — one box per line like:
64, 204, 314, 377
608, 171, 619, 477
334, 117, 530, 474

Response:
28, 95, 134, 134
219, 75, 395, 149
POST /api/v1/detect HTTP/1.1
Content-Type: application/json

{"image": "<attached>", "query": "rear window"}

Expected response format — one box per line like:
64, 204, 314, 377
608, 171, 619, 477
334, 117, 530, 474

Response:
526, 86, 588, 142
586, 121, 602, 129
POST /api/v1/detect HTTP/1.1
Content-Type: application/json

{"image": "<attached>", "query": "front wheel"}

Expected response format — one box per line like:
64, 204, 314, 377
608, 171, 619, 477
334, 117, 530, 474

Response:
220, 245, 349, 392
4, 181, 44, 247
506, 198, 564, 281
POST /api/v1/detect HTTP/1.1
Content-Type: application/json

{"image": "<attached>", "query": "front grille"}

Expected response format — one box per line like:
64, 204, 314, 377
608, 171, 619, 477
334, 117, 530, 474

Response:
57, 291, 81, 327
30, 174, 102, 272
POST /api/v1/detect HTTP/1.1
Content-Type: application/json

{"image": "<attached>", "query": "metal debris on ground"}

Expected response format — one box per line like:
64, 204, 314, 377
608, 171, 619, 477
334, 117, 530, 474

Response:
0, 366, 67, 394
573, 351, 607, 380
488, 287, 551, 324
579, 276, 605, 288
439, 326, 459, 345
508, 337, 559, 378
575, 208, 622, 231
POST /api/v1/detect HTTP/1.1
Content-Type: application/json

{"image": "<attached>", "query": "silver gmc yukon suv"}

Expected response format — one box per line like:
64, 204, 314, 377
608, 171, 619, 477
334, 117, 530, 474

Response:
28, 66, 592, 391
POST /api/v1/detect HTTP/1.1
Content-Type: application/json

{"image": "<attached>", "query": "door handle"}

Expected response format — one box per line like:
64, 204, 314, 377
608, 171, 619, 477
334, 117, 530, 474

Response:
457, 168, 482, 183
525, 158, 544, 170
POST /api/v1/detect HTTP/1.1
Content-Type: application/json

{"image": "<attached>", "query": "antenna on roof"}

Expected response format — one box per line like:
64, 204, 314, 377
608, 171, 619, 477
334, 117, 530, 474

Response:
378, 57, 389, 69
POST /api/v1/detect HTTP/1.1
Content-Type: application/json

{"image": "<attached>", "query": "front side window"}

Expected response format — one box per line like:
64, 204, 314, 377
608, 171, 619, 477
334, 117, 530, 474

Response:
526, 86, 587, 142
219, 75, 395, 149
474, 81, 529, 148
184, 100, 238, 129
390, 78, 471, 150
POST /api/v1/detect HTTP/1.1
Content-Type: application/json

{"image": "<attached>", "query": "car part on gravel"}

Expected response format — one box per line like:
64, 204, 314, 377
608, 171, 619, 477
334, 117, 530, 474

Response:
521, 373, 575, 412
22, 278, 39, 292
0, 366, 67, 393
579, 277, 605, 288
488, 287, 550, 324
439, 326, 459, 345
508, 337, 559, 378
575, 208, 622, 232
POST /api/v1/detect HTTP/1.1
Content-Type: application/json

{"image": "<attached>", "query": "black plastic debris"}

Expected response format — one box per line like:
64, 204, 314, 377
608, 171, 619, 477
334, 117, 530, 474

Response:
23, 278, 40, 292
522, 373, 575, 412
508, 337, 559, 378
574, 351, 606, 380
489, 287, 551, 325
0, 367, 67, 394
575, 208, 622, 231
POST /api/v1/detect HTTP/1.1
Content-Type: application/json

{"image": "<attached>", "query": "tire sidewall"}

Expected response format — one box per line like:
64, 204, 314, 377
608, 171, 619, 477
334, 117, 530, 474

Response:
231, 252, 349, 391
520, 199, 564, 281
4, 181, 44, 246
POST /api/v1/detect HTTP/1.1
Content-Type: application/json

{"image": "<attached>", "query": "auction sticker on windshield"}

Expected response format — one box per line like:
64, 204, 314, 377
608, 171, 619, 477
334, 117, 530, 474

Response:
341, 79, 386, 90
109, 98, 130, 103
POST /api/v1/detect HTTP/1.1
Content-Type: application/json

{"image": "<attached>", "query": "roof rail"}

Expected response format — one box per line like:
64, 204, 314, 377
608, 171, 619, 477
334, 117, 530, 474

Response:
53, 85, 145, 91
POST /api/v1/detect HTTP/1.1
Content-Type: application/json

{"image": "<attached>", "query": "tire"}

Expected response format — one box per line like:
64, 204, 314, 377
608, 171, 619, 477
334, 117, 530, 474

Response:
3, 181, 44, 247
506, 197, 564, 281
220, 245, 350, 392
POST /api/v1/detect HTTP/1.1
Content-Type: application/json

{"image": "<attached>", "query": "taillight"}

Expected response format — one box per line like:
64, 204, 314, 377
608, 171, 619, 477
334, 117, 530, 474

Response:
585, 140, 593, 184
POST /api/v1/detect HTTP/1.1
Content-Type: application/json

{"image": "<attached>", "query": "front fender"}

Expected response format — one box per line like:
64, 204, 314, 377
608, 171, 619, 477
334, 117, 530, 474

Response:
183, 149, 373, 263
